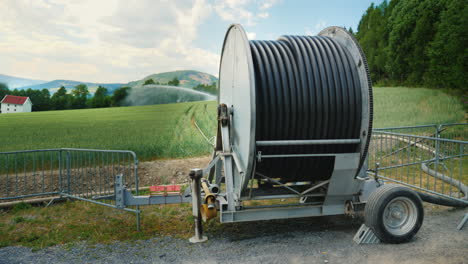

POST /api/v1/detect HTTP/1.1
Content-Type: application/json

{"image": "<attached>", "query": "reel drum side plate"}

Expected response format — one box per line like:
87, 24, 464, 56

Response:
218, 24, 256, 194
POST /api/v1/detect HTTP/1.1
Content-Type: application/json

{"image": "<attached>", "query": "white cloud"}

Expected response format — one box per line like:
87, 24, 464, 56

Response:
305, 20, 328, 36
213, 0, 277, 26
246, 31, 256, 39
258, 12, 269, 19
259, 0, 277, 10
0, 0, 220, 83
0, 0, 281, 83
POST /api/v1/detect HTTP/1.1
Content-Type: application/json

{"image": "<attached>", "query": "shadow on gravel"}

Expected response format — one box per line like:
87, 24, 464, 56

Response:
207, 215, 362, 241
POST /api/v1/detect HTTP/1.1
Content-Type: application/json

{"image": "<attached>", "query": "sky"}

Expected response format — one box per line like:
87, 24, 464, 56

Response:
0, 0, 377, 83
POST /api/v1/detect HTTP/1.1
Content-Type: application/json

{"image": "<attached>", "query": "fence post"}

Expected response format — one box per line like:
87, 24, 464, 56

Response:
58, 150, 63, 193
67, 151, 71, 194
435, 126, 441, 179
134, 156, 140, 231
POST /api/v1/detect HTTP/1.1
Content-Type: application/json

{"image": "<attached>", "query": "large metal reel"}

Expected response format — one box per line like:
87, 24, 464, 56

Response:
218, 25, 373, 196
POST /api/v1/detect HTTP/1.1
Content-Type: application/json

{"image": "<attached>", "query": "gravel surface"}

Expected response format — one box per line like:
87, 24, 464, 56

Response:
0, 206, 466, 264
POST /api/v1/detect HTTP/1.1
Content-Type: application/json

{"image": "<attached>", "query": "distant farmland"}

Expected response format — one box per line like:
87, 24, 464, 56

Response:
0, 87, 464, 160
0, 101, 217, 160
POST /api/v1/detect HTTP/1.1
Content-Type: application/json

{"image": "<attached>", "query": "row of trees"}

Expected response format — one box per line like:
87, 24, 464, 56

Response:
143, 77, 180, 86
193, 83, 217, 95
0, 82, 131, 111
355, 0, 466, 89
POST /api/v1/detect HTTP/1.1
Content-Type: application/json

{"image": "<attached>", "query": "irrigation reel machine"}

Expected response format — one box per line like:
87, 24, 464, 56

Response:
120, 24, 427, 244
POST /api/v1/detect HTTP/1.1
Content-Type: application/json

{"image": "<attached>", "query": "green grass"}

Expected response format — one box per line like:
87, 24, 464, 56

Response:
373, 87, 465, 128
0, 101, 217, 160
0, 201, 197, 250
0, 87, 464, 160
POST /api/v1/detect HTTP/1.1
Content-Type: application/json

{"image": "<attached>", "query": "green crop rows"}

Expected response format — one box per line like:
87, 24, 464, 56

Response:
0, 87, 464, 160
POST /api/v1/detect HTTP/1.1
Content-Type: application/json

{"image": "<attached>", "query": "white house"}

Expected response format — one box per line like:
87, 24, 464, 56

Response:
0, 95, 33, 114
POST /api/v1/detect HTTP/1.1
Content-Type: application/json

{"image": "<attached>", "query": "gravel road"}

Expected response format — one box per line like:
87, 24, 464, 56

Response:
0, 206, 466, 264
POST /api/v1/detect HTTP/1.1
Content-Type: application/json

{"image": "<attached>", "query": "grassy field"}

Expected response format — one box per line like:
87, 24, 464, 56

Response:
373, 87, 465, 128
0, 87, 464, 160
0, 101, 217, 160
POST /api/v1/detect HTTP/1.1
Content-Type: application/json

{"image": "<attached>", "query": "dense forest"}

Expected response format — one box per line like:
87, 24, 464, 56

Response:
355, 0, 466, 90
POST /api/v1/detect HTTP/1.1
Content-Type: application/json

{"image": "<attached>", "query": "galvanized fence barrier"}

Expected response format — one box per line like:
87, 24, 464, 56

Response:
0, 148, 140, 219
374, 123, 467, 141
0, 149, 62, 202
373, 124, 439, 137
438, 123, 467, 141
368, 130, 468, 204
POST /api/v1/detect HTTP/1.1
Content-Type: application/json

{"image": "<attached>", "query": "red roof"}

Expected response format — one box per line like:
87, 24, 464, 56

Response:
1, 95, 29, 105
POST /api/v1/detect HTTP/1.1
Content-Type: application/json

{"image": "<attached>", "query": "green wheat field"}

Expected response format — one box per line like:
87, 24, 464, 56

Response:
0, 87, 465, 160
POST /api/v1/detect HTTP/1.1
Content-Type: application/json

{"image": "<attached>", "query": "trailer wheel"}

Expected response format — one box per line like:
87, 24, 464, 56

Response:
365, 184, 424, 243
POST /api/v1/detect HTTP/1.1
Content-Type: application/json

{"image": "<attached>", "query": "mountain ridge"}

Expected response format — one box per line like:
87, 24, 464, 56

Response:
128, 70, 218, 89
0, 74, 47, 89
2, 70, 218, 94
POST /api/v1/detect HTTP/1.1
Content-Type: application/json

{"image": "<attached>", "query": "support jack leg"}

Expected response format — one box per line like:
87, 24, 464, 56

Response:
189, 169, 208, 243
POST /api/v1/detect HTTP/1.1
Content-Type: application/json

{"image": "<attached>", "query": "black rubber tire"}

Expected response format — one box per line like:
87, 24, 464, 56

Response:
364, 184, 424, 244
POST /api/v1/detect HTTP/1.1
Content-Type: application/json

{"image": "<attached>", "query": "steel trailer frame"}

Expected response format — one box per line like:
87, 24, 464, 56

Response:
183, 104, 377, 240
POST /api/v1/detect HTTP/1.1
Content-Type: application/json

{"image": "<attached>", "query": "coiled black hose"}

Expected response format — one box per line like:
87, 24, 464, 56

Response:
251, 35, 364, 183
417, 191, 468, 208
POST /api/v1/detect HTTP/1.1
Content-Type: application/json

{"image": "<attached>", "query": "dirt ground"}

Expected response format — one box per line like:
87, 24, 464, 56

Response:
137, 156, 211, 187
0, 206, 466, 264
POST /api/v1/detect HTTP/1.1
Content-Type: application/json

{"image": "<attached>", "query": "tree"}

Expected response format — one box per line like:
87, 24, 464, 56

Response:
0, 83, 9, 100
193, 82, 217, 95
354, 0, 465, 90
143, 79, 156, 85
168, 77, 180, 86
406, 0, 444, 84
91, 86, 110, 108
38, 89, 51, 111
51, 86, 71, 110
71, 84, 89, 109
111, 86, 130, 106
23, 88, 47, 111
356, 1, 390, 83
11, 89, 26, 96
426, 0, 467, 89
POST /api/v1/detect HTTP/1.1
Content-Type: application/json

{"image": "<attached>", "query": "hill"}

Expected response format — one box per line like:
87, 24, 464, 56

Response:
128, 70, 218, 89
16, 80, 124, 94
0, 74, 46, 89
7, 70, 217, 95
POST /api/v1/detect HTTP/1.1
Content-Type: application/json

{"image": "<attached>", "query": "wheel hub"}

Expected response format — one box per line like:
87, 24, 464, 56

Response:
383, 197, 418, 236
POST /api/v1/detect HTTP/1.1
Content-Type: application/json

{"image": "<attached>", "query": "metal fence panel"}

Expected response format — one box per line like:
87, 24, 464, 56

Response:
373, 124, 439, 137
438, 123, 467, 141
0, 148, 138, 207
369, 130, 468, 204
0, 149, 62, 201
